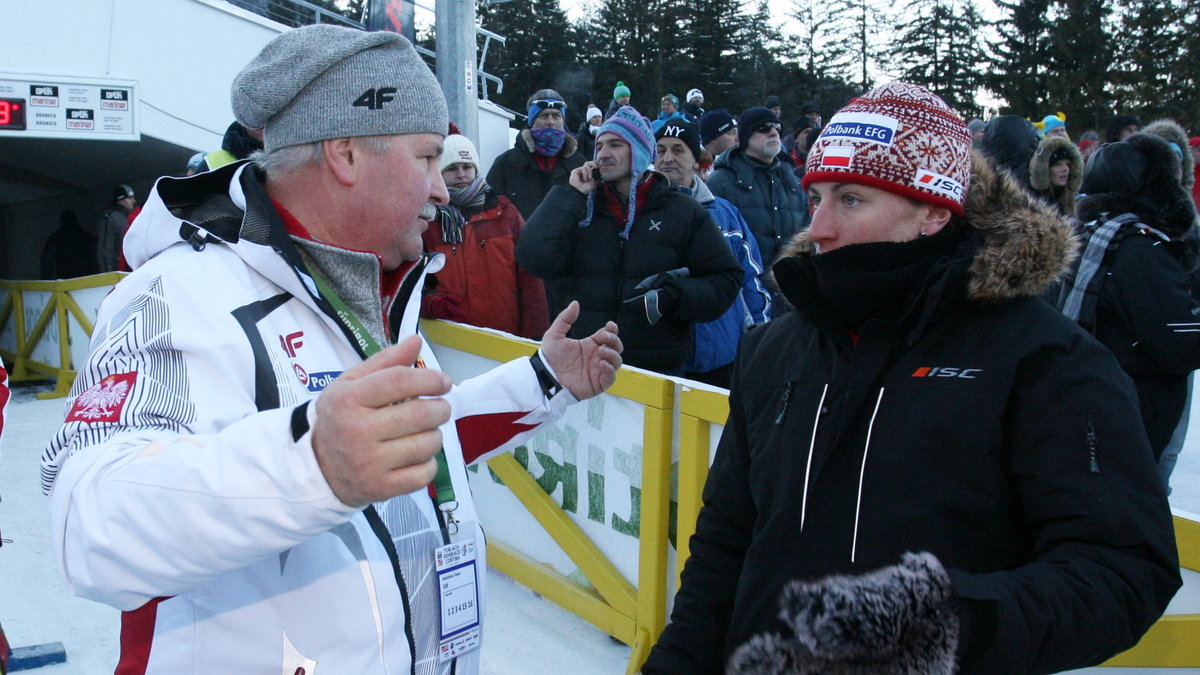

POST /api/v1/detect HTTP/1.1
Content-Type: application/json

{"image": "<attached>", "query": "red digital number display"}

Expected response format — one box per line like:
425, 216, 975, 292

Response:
0, 98, 27, 131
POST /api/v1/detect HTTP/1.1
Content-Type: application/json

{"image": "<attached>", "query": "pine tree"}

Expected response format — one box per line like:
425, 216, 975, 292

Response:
790, 0, 854, 85
673, 0, 746, 107
732, 0, 788, 106
987, 0, 1053, 117
1110, 0, 1184, 123
476, 0, 575, 114
890, 0, 988, 116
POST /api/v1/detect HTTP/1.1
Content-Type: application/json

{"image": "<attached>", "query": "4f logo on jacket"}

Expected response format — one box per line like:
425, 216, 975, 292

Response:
912, 366, 981, 379
353, 88, 397, 110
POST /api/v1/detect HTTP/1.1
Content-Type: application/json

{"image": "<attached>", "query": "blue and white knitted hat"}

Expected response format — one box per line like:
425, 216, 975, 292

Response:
581, 106, 656, 237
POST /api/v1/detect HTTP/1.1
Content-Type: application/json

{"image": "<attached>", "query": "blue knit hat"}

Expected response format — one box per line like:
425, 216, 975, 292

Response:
581, 106, 656, 237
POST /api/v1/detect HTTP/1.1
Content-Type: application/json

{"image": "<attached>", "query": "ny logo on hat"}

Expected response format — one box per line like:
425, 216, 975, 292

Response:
353, 87, 398, 110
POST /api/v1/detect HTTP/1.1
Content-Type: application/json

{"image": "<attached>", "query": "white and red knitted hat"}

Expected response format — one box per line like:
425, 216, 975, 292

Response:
804, 82, 971, 216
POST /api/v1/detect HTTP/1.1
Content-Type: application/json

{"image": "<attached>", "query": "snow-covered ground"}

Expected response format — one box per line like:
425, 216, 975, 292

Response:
2, 379, 1198, 674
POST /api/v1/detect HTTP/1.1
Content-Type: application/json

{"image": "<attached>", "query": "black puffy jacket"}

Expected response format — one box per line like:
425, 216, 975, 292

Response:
645, 154, 1180, 674
516, 173, 742, 372
486, 129, 586, 220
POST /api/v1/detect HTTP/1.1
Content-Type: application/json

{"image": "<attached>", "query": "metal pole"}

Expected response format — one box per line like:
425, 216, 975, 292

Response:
435, 0, 479, 143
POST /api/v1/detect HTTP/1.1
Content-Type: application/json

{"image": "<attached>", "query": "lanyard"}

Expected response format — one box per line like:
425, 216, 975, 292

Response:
307, 269, 457, 512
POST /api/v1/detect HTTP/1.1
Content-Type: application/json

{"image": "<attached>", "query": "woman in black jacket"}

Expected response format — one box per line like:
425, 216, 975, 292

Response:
647, 83, 1179, 675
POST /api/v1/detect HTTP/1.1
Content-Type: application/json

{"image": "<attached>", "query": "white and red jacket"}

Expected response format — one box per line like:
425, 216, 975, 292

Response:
42, 162, 574, 674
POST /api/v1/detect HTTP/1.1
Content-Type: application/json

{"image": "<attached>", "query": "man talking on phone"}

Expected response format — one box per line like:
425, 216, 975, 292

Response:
517, 106, 742, 376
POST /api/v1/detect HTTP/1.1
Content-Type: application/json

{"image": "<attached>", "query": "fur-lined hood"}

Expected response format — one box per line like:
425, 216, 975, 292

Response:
1076, 131, 1198, 239
779, 151, 1077, 303
1143, 118, 1195, 191
516, 128, 579, 159
1029, 135, 1084, 215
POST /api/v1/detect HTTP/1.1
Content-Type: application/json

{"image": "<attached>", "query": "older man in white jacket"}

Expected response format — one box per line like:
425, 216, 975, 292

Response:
40, 25, 621, 675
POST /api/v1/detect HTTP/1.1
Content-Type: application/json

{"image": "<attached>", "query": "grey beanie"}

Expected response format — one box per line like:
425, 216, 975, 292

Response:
231, 25, 448, 152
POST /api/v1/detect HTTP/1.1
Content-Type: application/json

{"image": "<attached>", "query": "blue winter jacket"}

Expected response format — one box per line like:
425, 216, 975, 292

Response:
680, 179, 772, 374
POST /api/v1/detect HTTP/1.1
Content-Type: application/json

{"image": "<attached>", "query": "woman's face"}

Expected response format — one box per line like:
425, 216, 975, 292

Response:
1050, 159, 1071, 188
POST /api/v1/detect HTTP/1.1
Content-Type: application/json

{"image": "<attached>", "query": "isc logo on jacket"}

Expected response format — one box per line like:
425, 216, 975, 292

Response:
912, 366, 981, 379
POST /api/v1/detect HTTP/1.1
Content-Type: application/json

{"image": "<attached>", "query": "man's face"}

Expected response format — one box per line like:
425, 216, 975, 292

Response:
1049, 159, 1071, 188
119, 196, 137, 212
705, 128, 739, 156
807, 182, 943, 254
441, 162, 477, 189
347, 133, 449, 270
1046, 126, 1069, 139
534, 108, 564, 130
616, 95, 630, 106
1118, 124, 1139, 141
689, 96, 703, 107
661, 98, 676, 114
589, 114, 602, 126
744, 122, 782, 162
655, 137, 697, 186
769, 106, 782, 119
595, 133, 633, 183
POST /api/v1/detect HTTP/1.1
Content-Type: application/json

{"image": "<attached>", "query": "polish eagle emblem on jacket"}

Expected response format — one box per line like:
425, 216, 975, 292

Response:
67, 372, 137, 423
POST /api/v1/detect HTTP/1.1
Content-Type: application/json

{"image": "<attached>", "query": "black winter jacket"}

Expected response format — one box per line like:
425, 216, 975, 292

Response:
645, 155, 1180, 674
706, 148, 810, 274
486, 129, 586, 220
516, 174, 742, 372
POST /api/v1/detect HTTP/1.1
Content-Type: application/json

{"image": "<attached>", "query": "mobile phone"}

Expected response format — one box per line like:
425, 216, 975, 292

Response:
592, 167, 602, 182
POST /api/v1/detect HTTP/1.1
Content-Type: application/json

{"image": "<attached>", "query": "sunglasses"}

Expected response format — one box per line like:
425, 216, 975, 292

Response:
754, 122, 782, 134
532, 99, 566, 110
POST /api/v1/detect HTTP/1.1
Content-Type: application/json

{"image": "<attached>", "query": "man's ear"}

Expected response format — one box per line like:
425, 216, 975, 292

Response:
920, 204, 953, 237
324, 138, 358, 187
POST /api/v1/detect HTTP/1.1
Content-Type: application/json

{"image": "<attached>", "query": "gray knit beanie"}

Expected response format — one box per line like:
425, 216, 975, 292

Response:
231, 25, 448, 152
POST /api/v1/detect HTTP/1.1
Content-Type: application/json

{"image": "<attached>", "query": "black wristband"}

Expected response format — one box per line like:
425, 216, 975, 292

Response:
530, 350, 564, 399
291, 401, 311, 441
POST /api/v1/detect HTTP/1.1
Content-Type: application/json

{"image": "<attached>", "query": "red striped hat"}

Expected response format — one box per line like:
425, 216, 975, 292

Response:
803, 82, 971, 216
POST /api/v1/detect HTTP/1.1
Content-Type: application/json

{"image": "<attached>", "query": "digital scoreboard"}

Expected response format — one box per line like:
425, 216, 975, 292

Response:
0, 97, 26, 130
0, 74, 138, 140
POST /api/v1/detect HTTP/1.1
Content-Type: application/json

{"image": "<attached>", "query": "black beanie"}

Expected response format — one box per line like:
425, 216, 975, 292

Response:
1106, 114, 1142, 143
737, 107, 781, 148
699, 109, 737, 146
654, 118, 703, 163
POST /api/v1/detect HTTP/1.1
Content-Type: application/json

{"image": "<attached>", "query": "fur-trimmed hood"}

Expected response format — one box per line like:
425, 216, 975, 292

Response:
1029, 135, 1084, 215
779, 150, 1077, 303
516, 128, 579, 159
1143, 118, 1195, 191
1076, 131, 1198, 239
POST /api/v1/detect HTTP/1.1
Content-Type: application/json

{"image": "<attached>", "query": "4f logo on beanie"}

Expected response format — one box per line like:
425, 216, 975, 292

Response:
914, 169, 964, 200
353, 87, 398, 110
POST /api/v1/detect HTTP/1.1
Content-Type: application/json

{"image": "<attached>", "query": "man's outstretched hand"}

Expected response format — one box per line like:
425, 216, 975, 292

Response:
539, 301, 622, 399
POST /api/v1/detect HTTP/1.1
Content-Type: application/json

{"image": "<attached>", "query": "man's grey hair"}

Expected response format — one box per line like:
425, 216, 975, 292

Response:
251, 135, 395, 177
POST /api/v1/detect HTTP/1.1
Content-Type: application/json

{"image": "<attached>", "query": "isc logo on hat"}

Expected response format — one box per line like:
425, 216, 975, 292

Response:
914, 169, 964, 200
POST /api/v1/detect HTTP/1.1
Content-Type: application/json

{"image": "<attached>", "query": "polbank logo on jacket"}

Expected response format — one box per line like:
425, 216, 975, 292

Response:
294, 366, 343, 393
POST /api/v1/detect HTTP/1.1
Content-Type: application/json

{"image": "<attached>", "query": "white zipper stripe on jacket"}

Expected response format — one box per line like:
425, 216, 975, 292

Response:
800, 383, 830, 531
851, 387, 886, 564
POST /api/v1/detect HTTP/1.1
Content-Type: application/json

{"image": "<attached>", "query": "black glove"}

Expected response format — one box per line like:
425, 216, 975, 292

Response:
727, 552, 959, 675
632, 267, 690, 292
624, 268, 687, 325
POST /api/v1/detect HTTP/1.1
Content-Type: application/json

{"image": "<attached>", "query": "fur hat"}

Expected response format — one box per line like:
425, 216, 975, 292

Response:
1143, 118, 1195, 192
979, 115, 1040, 191
738, 106, 782, 149
1078, 132, 1197, 238
231, 25, 446, 153
699, 109, 737, 146
439, 134, 479, 174
804, 82, 971, 217
654, 118, 703, 163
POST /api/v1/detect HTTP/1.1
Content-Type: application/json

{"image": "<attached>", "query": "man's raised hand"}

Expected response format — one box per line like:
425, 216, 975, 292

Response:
539, 300, 622, 399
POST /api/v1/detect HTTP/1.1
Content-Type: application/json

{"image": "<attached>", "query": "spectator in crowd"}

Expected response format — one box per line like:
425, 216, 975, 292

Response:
575, 104, 603, 161
487, 89, 586, 220
203, 121, 264, 171
652, 93, 685, 133
97, 183, 136, 272
517, 106, 742, 375
653, 118, 771, 387
1057, 130, 1200, 490
979, 114, 1040, 191
40, 209, 97, 279
1143, 119, 1195, 201
788, 125, 821, 181
1036, 112, 1069, 139
798, 102, 821, 129
700, 109, 739, 158
966, 118, 985, 146
1079, 135, 1100, 165
707, 106, 809, 311
1107, 114, 1142, 142
41, 25, 623, 674
682, 88, 705, 122
606, 81, 631, 120
421, 134, 549, 339
1029, 133, 1083, 216
646, 81, 1179, 675
1191, 136, 1200, 208
763, 95, 783, 121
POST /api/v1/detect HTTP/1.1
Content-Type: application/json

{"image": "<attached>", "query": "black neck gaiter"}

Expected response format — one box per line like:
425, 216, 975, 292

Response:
809, 228, 960, 331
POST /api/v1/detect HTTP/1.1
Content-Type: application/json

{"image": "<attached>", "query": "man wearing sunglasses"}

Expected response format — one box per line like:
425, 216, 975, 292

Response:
707, 106, 810, 312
